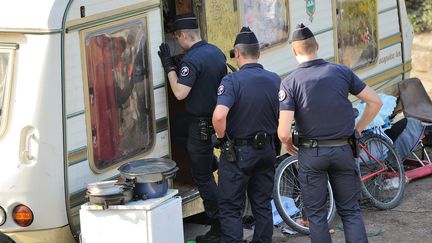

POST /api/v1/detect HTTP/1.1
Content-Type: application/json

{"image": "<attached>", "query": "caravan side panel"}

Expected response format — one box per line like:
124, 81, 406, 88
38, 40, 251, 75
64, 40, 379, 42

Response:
64, 0, 167, 234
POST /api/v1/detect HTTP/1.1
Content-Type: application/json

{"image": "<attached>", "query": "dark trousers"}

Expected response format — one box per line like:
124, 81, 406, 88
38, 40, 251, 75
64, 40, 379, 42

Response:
298, 145, 368, 243
218, 144, 275, 243
187, 122, 219, 220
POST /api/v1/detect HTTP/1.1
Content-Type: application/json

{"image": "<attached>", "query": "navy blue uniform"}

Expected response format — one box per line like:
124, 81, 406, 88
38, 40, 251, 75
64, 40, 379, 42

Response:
178, 40, 227, 116
217, 63, 280, 243
179, 40, 227, 221
279, 59, 368, 243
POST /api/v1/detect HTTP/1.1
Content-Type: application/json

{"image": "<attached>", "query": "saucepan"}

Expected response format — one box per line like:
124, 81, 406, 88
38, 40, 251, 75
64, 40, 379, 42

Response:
118, 158, 178, 199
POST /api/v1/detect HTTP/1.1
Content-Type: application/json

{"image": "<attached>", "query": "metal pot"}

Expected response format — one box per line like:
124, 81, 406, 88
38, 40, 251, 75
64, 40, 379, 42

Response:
134, 180, 169, 199
118, 158, 178, 199
118, 158, 178, 183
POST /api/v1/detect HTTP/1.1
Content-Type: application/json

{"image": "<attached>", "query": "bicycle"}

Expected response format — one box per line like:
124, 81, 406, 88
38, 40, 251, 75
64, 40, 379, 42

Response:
273, 131, 405, 234
273, 155, 336, 235
356, 132, 405, 209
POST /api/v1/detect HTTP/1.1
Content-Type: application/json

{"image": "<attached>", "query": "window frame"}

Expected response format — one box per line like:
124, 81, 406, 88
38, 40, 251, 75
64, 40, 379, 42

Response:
79, 14, 156, 173
0, 45, 17, 137
335, 0, 380, 71
237, 0, 290, 51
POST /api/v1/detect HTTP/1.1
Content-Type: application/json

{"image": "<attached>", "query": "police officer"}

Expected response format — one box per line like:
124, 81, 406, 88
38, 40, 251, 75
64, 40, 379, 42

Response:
158, 13, 227, 243
212, 27, 280, 243
278, 24, 383, 243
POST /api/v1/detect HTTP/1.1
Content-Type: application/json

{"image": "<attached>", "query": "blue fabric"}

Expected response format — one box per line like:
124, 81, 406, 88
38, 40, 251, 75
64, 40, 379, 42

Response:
217, 63, 280, 138
279, 59, 366, 140
271, 197, 299, 225
354, 93, 397, 130
177, 40, 227, 116
393, 117, 425, 160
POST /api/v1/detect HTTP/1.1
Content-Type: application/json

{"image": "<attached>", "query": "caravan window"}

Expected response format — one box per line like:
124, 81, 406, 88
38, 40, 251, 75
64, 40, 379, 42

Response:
336, 0, 378, 70
239, 0, 289, 49
82, 17, 155, 171
0, 48, 15, 136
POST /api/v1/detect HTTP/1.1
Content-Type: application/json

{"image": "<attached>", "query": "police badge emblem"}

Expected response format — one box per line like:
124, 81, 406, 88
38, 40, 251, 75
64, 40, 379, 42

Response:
278, 90, 286, 102
180, 66, 190, 77
305, 0, 316, 22
217, 84, 225, 96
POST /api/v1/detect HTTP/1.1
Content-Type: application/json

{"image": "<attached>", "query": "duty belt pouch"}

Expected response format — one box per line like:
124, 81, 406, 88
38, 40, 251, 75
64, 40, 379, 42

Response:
292, 130, 299, 146
253, 132, 268, 150
349, 131, 361, 158
198, 120, 211, 141
222, 139, 237, 162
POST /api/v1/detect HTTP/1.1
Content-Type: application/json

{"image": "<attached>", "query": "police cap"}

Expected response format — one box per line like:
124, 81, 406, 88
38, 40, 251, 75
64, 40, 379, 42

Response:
173, 13, 198, 31
290, 23, 314, 43
229, 27, 259, 58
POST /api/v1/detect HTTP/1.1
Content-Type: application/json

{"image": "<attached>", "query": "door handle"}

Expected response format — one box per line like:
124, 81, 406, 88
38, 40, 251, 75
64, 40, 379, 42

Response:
19, 126, 39, 163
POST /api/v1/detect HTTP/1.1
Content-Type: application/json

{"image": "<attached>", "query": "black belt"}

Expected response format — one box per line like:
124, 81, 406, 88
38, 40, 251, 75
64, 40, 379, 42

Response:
234, 136, 273, 146
189, 116, 211, 123
298, 138, 350, 148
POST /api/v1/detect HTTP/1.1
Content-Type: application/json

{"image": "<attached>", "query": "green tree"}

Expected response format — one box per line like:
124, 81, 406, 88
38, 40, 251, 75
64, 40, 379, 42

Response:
406, 0, 432, 33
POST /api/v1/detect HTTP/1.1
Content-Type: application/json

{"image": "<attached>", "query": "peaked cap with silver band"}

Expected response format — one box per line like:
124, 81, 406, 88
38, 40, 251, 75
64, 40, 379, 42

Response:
173, 13, 198, 31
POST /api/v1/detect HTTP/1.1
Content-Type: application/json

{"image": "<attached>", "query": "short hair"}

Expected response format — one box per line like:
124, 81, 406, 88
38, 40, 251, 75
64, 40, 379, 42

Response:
177, 28, 201, 41
235, 43, 260, 59
292, 37, 318, 55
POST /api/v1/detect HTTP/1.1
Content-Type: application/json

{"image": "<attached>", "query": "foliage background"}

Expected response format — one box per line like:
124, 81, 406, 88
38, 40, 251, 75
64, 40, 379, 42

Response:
406, 0, 432, 33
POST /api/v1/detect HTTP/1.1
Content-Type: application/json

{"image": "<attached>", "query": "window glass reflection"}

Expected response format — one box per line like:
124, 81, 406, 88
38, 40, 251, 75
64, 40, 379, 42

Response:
240, 0, 289, 49
84, 18, 154, 170
337, 0, 378, 69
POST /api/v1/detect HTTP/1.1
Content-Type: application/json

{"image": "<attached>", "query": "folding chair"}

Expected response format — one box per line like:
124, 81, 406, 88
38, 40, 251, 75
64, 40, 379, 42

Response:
397, 78, 432, 182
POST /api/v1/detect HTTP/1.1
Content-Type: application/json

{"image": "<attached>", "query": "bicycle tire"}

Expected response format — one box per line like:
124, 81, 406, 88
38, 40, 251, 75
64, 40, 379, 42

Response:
357, 133, 405, 209
273, 156, 336, 235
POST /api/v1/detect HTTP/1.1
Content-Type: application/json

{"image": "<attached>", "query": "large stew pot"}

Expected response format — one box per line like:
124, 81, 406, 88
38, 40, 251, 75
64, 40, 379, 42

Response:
118, 158, 178, 199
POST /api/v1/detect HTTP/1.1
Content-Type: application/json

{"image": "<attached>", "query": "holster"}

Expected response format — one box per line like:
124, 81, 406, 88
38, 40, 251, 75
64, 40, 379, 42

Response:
197, 119, 214, 141
292, 130, 299, 147
349, 131, 361, 158
252, 132, 269, 150
222, 139, 237, 162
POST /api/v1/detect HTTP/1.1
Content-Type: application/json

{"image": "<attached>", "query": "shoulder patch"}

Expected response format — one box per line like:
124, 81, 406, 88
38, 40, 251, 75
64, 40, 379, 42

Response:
217, 84, 225, 96
278, 90, 287, 102
180, 66, 190, 77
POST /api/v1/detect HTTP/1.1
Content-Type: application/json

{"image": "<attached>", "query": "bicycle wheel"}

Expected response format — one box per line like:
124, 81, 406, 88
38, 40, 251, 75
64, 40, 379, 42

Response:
357, 133, 405, 209
273, 156, 336, 235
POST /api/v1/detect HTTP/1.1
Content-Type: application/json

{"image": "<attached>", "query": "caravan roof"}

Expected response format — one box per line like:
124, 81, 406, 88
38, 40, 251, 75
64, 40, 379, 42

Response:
0, 0, 68, 30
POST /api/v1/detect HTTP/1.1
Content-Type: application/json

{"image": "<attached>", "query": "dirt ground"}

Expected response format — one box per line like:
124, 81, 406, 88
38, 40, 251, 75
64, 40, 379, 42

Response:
271, 176, 432, 243
411, 33, 432, 92
270, 33, 432, 243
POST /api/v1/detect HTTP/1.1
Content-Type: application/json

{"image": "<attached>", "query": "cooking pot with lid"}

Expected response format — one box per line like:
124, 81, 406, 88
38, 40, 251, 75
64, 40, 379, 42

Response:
118, 158, 178, 199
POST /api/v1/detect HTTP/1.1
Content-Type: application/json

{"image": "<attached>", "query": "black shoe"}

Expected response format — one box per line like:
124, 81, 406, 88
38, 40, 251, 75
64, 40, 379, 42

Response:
196, 233, 220, 243
196, 220, 221, 243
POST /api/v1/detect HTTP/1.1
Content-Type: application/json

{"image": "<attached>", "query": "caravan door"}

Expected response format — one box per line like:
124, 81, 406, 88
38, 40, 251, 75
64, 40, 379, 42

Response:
64, 0, 169, 235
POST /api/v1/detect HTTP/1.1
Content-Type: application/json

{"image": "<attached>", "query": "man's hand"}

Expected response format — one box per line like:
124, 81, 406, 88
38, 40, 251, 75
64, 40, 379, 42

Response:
158, 43, 176, 74
211, 133, 227, 149
283, 136, 298, 156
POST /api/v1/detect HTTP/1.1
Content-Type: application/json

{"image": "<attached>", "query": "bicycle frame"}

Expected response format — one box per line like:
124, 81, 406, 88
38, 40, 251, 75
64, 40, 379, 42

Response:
358, 143, 388, 182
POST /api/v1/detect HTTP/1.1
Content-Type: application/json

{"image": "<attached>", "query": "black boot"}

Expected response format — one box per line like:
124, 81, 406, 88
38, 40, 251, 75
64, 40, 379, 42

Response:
196, 220, 221, 243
